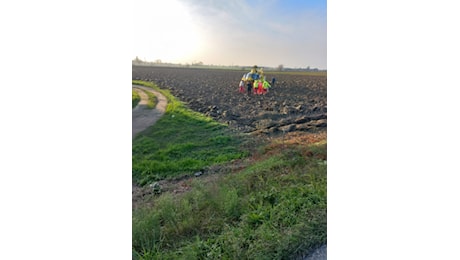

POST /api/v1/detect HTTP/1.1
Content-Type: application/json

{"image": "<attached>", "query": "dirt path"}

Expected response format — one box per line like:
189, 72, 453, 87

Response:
132, 85, 167, 139
132, 85, 168, 208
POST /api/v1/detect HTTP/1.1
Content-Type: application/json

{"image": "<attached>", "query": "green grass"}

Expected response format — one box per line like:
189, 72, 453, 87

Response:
132, 90, 141, 108
132, 80, 326, 259
132, 138, 327, 259
143, 89, 157, 109
133, 87, 157, 109
132, 80, 248, 185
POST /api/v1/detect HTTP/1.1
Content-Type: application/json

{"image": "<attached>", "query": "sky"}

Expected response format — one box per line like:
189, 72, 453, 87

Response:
132, 0, 326, 69
6, 1, 460, 259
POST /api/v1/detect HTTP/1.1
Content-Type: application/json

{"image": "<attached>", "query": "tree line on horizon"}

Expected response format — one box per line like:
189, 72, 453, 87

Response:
132, 56, 325, 72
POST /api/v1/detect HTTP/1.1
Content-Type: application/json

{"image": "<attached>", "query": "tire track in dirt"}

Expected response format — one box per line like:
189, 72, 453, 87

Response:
132, 85, 168, 208
132, 85, 167, 139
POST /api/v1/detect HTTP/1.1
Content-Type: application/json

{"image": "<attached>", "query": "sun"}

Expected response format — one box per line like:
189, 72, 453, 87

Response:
132, 0, 203, 63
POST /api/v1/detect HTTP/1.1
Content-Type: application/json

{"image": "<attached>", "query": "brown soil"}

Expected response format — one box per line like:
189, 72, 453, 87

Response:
132, 66, 326, 136
131, 66, 327, 208
131, 65, 327, 258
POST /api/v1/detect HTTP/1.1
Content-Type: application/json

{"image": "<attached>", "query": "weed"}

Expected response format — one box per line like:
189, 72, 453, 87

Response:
132, 89, 141, 108
133, 133, 327, 259
132, 81, 248, 184
132, 80, 326, 259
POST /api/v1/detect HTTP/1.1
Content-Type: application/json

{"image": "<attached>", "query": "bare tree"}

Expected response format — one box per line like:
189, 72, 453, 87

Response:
277, 64, 284, 71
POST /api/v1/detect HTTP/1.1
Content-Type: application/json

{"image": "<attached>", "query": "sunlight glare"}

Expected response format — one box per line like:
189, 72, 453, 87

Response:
133, 0, 203, 63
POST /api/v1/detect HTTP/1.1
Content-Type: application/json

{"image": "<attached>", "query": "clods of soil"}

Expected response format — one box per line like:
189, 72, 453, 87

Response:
132, 66, 326, 136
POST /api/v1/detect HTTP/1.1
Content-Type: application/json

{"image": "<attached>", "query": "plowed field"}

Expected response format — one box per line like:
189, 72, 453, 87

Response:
132, 66, 326, 135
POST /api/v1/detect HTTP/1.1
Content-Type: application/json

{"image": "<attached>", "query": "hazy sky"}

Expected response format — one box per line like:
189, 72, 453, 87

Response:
132, 0, 326, 69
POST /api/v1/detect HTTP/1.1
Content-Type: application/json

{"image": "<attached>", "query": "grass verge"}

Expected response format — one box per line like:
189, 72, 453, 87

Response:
132, 80, 248, 185
132, 80, 326, 259
132, 132, 327, 259
132, 89, 141, 108
133, 87, 157, 109
143, 88, 157, 109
